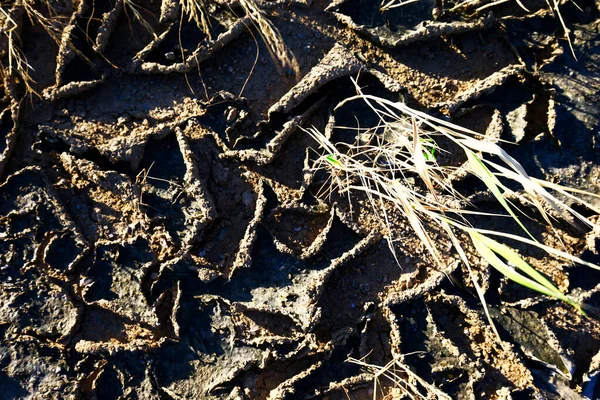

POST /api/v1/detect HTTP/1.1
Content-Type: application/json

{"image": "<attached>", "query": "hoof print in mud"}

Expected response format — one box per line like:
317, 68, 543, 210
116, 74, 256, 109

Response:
0, 168, 89, 276
81, 238, 158, 328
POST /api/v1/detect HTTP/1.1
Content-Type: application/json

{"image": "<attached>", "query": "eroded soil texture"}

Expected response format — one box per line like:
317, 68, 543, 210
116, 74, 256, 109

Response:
1, 0, 600, 398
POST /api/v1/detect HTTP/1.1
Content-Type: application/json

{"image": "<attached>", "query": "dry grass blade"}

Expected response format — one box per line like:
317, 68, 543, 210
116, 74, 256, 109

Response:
239, 0, 299, 80
124, 0, 158, 38
180, 0, 212, 39
379, 0, 419, 12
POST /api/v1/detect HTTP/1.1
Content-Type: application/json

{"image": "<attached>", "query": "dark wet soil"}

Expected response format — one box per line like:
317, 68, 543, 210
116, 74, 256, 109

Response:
1, 0, 600, 399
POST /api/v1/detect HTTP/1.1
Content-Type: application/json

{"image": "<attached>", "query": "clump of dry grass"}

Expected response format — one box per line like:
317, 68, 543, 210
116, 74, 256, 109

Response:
307, 78, 600, 335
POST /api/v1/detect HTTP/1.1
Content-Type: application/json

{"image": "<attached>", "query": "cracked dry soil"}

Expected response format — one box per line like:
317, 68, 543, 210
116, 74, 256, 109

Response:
1, 0, 600, 398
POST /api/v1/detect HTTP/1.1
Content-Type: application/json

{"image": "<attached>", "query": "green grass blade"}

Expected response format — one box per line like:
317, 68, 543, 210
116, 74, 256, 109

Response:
470, 231, 583, 312
470, 232, 560, 298
325, 154, 342, 168
465, 149, 536, 241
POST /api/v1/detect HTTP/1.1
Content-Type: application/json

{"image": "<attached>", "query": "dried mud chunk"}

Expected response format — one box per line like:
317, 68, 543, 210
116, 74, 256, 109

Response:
387, 293, 537, 398
0, 338, 79, 399
541, 304, 600, 383
40, 96, 206, 169
268, 43, 363, 118
132, 5, 250, 74
440, 64, 525, 113
540, 40, 600, 156
490, 306, 572, 377
59, 153, 145, 242
192, 92, 252, 149
327, 0, 495, 47
224, 98, 325, 166
176, 137, 265, 279
425, 293, 534, 396
223, 44, 364, 165
502, 12, 562, 69
82, 238, 158, 328
315, 246, 402, 337
265, 330, 370, 400
73, 305, 166, 355
0, 168, 89, 276
450, 73, 552, 146
156, 176, 264, 283
0, 99, 19, 178
160, 0, 180, 23
3, 277, 79, 341
154, 296, 266, 398
87, 357, 161, 400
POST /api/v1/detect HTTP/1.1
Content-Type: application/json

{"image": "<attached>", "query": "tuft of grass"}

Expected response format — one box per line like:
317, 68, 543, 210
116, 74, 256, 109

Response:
307, 78, 600, 334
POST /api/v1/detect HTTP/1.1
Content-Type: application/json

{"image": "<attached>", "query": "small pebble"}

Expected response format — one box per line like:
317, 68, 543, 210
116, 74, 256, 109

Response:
79, 277, 94, 287
165, 52, 176, 61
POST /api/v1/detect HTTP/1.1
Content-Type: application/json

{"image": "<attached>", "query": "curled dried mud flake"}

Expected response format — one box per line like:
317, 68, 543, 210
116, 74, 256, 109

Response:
94, 0, 124, 53
0, 98, 20, 177
223, 98, 325, 165
227, 178, 267, 278
134, 16, 252, 74
327, 0, 495, 48
268, 43, 363, 117
442, 64, 526, 113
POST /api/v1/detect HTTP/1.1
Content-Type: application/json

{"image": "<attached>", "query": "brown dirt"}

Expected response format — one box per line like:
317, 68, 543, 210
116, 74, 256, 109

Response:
1, 0, 600, 399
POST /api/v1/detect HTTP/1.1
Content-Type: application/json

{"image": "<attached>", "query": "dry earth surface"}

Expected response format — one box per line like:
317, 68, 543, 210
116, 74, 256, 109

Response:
1, 0, 600, 398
